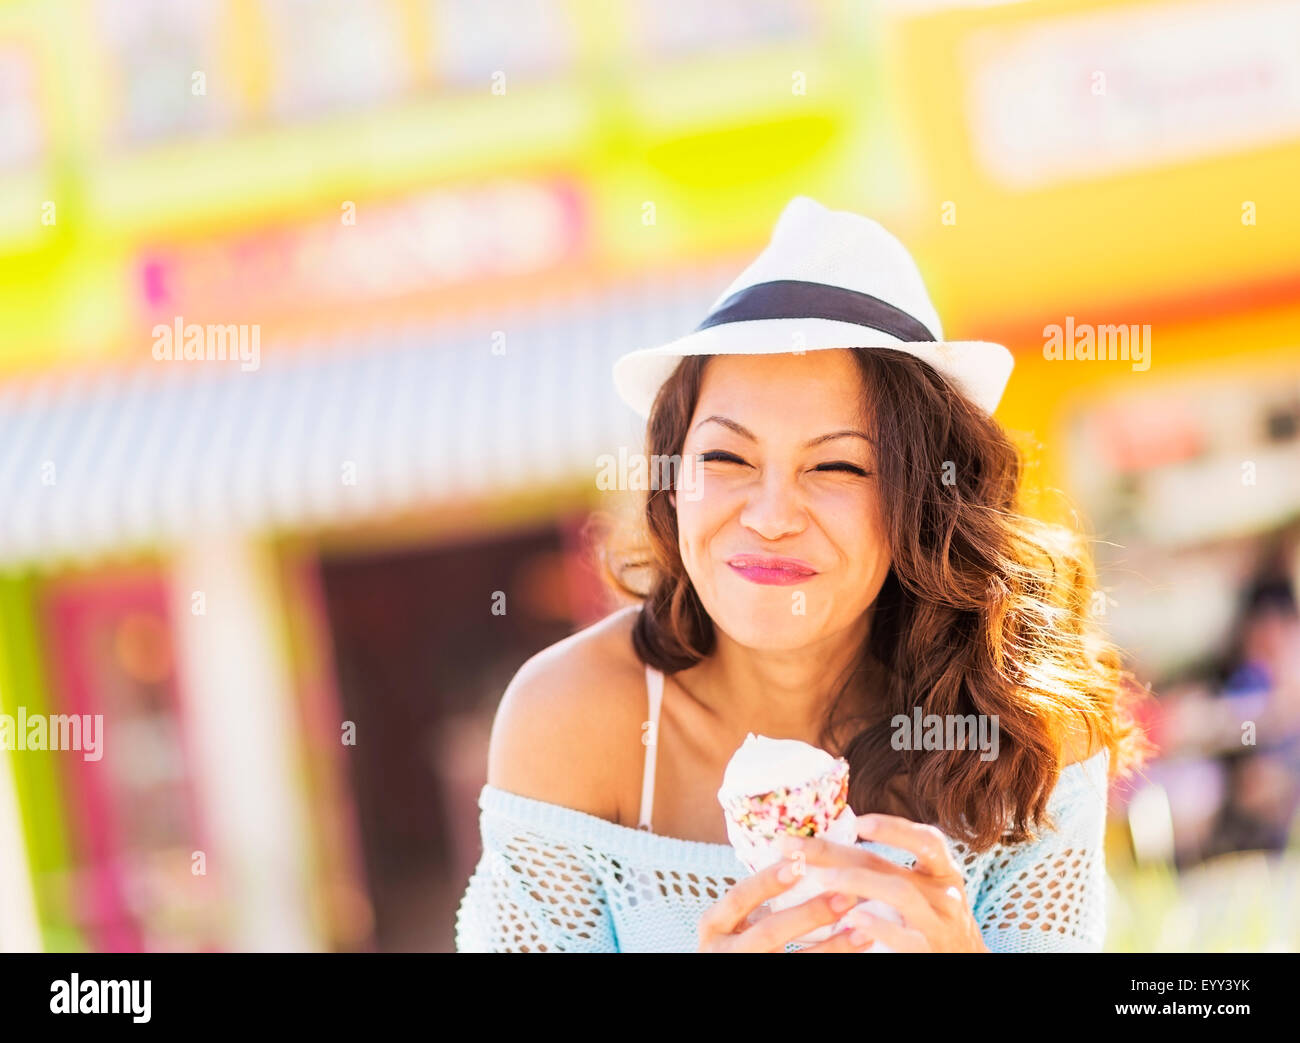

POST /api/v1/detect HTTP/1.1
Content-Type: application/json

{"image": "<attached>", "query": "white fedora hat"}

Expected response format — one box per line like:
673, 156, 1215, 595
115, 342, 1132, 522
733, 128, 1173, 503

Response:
611, 195, 1014, 418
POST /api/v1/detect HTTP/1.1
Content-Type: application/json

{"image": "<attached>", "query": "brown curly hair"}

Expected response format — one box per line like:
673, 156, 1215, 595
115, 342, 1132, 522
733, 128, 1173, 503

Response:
598, 347, 1153, 851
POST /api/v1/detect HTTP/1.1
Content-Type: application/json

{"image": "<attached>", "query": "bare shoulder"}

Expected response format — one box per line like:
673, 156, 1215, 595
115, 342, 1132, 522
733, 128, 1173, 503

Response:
487, 604, 649, 823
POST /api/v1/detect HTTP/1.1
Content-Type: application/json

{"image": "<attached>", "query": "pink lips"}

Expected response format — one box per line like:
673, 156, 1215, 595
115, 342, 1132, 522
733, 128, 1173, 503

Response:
726, 554, 818, 586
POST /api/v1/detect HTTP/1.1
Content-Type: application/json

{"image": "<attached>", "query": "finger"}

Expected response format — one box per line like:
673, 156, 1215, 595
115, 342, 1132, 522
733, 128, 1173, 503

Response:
790, 927, 873, 954
841, 908, 930, 952
776, 833, 910, 875
697, 856, 802, 940
855, 815, 961, 878
817, 866, 933, 926
736, 891, 854, 953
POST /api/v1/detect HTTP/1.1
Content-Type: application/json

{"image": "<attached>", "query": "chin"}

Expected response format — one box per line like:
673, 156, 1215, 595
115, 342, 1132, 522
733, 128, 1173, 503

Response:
709, 599, 827, 651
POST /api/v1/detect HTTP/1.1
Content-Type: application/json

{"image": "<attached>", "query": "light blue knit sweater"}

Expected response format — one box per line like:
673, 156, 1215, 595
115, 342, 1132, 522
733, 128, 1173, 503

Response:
454, 749, 1110, 952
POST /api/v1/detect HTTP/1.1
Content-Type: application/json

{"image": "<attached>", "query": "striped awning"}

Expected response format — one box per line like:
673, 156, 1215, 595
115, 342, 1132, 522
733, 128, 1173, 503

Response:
0, 267, 727, 567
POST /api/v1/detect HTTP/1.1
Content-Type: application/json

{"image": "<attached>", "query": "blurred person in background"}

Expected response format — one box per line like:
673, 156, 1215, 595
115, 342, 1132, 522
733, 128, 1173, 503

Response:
1205, 547, 1300, 858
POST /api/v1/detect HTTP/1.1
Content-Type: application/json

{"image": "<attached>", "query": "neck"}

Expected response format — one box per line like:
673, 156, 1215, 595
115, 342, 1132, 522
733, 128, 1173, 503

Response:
681, 607, 873, 752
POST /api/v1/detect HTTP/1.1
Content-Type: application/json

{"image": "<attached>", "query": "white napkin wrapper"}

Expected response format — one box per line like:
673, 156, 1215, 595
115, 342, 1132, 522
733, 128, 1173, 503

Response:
732, 807, 904, 948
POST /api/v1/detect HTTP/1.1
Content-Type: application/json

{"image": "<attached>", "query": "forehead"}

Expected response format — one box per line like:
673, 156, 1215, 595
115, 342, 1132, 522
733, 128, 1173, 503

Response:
691, 350, 868, 427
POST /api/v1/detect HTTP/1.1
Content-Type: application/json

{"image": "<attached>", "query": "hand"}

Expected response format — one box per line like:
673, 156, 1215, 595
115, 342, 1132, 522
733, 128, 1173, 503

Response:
776, 814, 991, 953
696, 856, 880, 953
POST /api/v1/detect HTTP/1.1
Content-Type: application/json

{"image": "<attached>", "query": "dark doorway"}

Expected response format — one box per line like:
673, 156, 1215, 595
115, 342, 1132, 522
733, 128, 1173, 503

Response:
316, 516, 602, 950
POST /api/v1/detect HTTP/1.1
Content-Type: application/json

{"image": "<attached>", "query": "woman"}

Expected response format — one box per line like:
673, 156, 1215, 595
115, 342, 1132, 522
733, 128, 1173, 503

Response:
454, 196, 1150, 953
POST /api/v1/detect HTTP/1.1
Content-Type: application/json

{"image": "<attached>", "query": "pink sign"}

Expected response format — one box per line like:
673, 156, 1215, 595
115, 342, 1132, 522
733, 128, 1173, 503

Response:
139, 177, 587, 318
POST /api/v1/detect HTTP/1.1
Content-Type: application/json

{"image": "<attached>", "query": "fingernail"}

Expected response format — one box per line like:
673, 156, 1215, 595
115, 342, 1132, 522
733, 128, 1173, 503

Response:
830, 893, 854, 913
850, 929, 870, 947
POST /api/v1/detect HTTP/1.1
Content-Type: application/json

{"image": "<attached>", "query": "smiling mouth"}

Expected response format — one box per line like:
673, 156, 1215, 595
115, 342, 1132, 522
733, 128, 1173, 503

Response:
726, 556, 818, 586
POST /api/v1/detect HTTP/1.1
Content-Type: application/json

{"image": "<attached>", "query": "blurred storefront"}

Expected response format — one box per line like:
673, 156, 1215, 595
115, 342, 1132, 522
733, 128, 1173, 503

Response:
1, 0, 1298, 953
881, 0, 1300, 893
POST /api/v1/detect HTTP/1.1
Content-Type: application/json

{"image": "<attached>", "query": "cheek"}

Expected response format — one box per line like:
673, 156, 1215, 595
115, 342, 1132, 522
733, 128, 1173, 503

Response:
674, 483, 745, 589
677, 521, 716, 585
672, 491, 708, 566
823, 488, 890, 569
675, 477, 732, 537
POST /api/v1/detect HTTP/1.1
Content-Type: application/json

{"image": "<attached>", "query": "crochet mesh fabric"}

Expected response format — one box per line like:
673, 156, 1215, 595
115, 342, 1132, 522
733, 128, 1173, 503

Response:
455, 749, 1109, 953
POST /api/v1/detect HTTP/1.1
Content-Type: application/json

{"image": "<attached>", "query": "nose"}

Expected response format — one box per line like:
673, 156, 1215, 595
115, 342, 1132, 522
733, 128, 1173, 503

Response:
738, 472, 807, 542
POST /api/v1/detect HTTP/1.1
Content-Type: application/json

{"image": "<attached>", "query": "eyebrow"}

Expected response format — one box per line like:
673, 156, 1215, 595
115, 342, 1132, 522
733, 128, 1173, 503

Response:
693, 415, 875, 448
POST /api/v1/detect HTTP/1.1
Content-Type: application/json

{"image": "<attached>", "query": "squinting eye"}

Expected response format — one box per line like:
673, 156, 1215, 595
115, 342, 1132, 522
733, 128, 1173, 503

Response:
699, 450, 748, 466
814, 462, 871, 476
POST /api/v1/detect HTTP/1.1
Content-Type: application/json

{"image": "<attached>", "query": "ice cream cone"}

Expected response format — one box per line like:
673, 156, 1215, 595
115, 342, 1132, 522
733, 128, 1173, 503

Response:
717, 733, 865, 944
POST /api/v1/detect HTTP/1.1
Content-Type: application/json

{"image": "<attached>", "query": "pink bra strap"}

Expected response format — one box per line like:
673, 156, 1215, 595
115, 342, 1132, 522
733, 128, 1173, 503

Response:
637, 664, 664, 831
